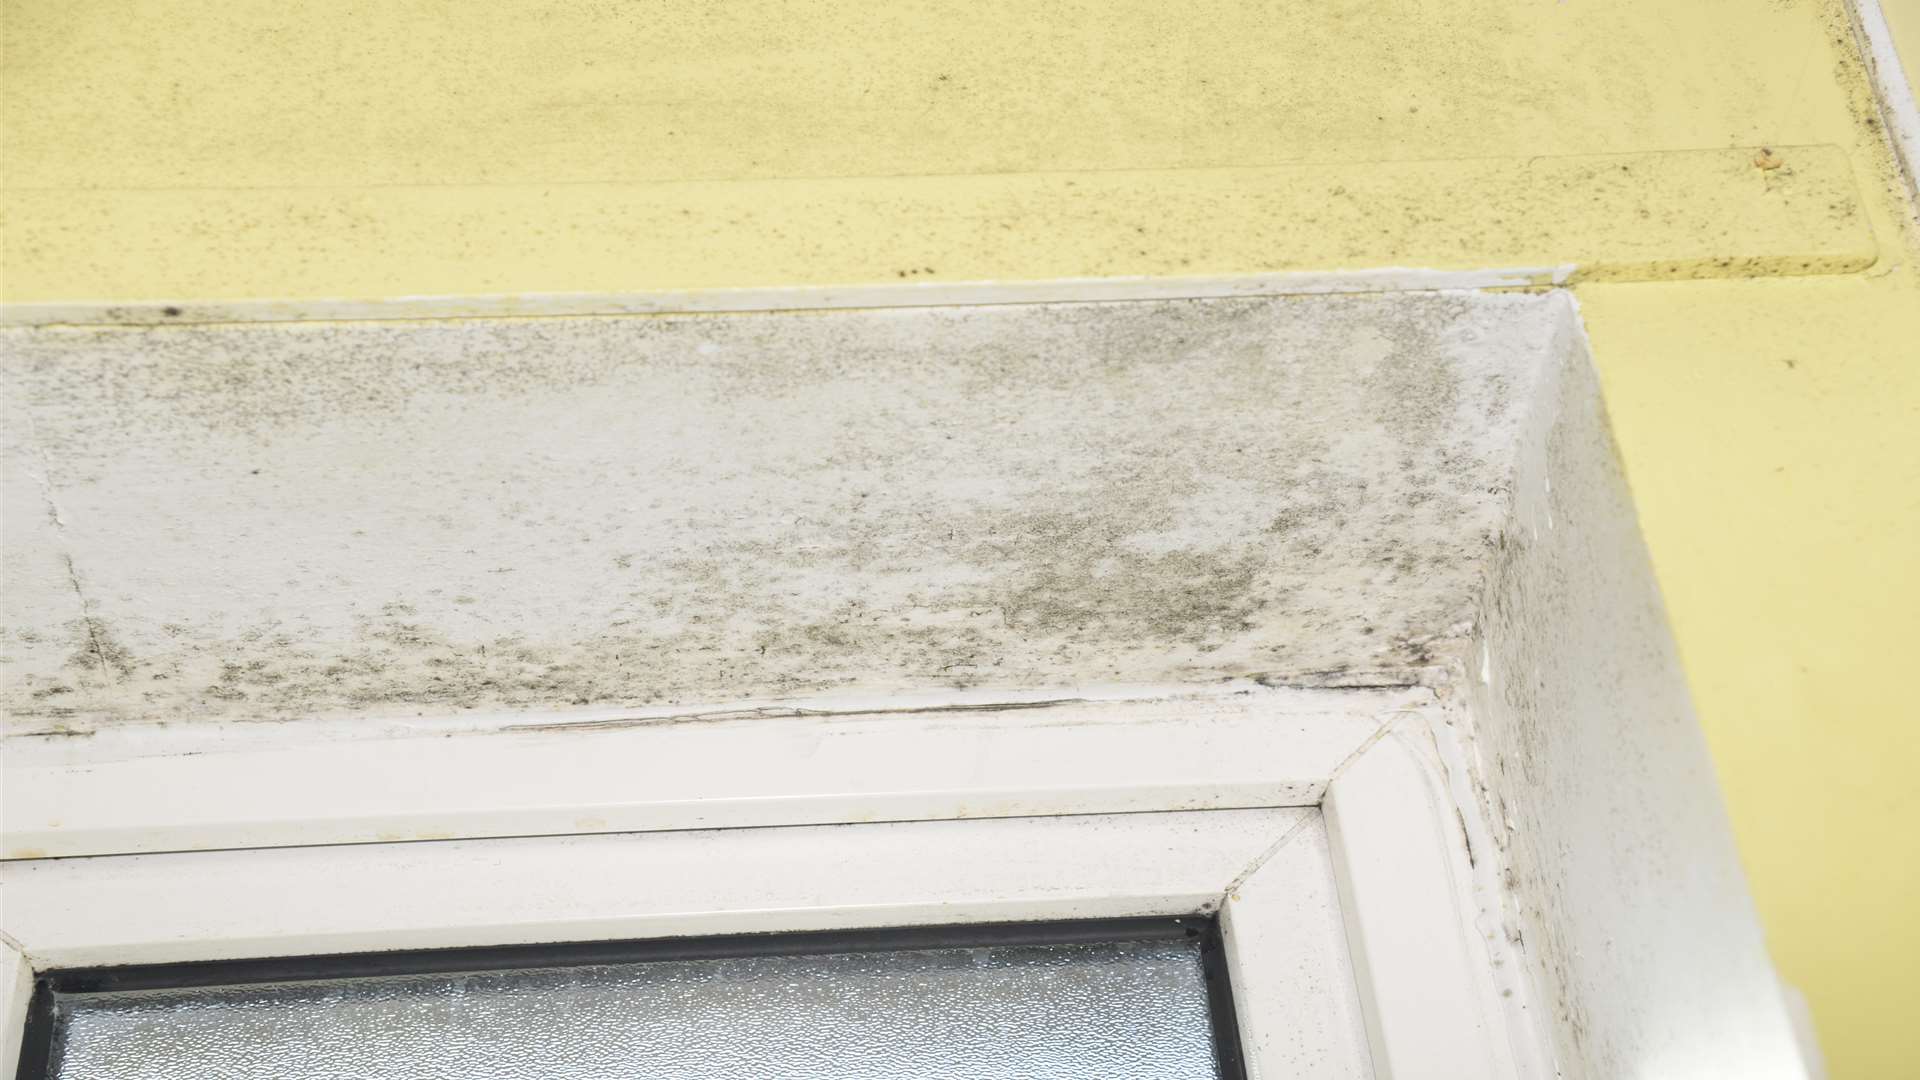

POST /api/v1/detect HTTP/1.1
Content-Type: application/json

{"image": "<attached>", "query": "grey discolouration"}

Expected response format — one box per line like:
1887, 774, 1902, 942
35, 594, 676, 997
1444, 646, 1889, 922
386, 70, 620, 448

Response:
0, 288, 1804, 1075
1459, 317, 1805, 1077
64, 614, 134, 684
1, 292, 1559, 731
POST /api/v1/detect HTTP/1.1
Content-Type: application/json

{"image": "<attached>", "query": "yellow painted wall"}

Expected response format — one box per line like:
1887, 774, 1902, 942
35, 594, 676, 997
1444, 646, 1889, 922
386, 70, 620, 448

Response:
1887, 0, 1920, 88
1581, 276, 1920, 1078
3, 1, 1917, 1074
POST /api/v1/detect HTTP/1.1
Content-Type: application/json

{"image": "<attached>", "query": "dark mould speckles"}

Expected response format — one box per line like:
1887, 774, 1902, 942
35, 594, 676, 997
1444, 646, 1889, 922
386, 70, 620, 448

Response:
65, 617, 135, 682
1, 292, 1567, 726
999, 548, 1268, 646
1262, 507, 1316, 537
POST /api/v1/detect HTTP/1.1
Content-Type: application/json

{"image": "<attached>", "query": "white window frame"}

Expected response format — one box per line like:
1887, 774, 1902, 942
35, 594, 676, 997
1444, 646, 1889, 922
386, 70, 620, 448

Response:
1, 687, 1529, 1079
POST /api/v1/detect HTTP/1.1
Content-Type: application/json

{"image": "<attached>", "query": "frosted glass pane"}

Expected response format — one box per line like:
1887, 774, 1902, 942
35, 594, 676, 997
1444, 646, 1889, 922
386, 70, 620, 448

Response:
46, 939, 1223, 1079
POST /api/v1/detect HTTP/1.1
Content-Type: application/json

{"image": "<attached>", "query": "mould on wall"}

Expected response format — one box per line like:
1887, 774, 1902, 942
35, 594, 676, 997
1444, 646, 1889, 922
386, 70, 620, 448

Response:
0, 292, 1561, 731
1454, 312, 1807, 1078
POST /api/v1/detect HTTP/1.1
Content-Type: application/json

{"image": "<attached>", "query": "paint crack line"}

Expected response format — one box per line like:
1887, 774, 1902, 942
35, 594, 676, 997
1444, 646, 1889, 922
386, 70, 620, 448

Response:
27, 428, 123, 685
26, 424, 68, 531
61, 553, 117, 685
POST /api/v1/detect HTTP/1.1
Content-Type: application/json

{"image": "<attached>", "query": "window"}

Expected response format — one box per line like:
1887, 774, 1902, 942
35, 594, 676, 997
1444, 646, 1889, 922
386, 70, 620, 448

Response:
20, 920, 1243, 1080
1, 704, 1521, 1078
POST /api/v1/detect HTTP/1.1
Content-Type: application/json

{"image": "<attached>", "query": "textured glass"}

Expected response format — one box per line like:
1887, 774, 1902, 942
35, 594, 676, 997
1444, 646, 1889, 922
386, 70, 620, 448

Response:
47, 939, 1220, 1079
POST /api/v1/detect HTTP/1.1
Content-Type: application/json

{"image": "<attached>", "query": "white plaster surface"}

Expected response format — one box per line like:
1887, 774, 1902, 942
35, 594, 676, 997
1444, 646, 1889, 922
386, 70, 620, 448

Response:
2, 293, 1558, 732
1460, 309, 1810, 1078
0, 288, 1804, 1079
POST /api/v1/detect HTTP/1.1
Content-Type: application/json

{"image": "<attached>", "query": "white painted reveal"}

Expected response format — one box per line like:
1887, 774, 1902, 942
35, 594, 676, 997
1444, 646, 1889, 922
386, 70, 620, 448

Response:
0, 289, 1805, 1078
3, 293, 1558, 732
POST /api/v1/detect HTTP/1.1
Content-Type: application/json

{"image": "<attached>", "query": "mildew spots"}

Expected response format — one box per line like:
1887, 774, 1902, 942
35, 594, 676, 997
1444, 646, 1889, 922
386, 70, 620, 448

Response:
1, 291, 1567, 730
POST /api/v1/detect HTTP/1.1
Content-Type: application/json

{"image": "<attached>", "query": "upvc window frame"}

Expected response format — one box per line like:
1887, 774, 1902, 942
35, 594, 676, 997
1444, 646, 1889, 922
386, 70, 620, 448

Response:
1, 688, 1527, 1080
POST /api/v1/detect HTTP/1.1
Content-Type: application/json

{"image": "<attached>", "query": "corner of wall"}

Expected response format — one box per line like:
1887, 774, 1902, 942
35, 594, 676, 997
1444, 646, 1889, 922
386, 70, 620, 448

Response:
1451, 291, 1811, 1079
